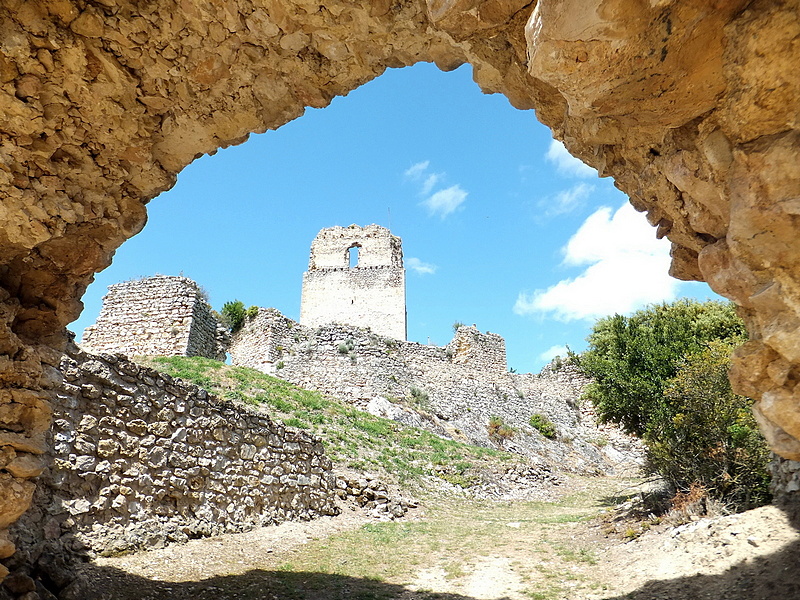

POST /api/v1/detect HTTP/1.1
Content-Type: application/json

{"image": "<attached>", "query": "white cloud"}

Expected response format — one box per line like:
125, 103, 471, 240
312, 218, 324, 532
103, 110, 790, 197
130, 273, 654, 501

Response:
404, 161, 468, 219
404, 161, 430, 180
422, 173, 441, 195
539, 344, 568, 362
422, 185, 468, 218
406, 257, 438, 275
542, 182, 594, 216
514, 202, 679, 321
545, 140, 597, 179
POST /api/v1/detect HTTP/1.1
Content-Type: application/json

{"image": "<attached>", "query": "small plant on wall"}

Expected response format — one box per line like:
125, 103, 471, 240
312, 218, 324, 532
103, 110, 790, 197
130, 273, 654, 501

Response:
409, 386, 430, 410
529, 413, 557, 439
488, 416, 514, 443
220, 300, 246, 331
220, 300, 259, 332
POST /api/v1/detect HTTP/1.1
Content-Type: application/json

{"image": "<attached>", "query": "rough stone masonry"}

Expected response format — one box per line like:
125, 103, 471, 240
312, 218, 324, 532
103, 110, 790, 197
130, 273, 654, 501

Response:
230, 307, 636, 474
1, 0, 800, 581
300, 224, 407, 341
81, 276, 229, 361
13, 344, 339, 569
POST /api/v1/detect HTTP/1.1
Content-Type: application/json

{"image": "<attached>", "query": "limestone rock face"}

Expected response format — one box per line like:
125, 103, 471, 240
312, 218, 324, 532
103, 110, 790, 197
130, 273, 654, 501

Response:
1, 0, 800, 571
525, 0, 800, 461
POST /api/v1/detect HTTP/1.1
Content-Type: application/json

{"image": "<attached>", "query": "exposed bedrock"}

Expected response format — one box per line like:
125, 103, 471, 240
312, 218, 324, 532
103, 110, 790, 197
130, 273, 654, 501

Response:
0, 0, 798, 574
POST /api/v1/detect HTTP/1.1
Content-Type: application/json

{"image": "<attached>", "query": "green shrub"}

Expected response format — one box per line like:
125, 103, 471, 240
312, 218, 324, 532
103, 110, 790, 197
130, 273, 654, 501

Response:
645, 340, 771, 509
452, 321, 466, 333
409, 387, 430, 410
581, 299, 746, 436
246, 305, 259, 319
578, 300, 767, 509
529, 413, 557, 439
338, 339, 355, 355
220, 300, 247, 332
276, 361, 285, 370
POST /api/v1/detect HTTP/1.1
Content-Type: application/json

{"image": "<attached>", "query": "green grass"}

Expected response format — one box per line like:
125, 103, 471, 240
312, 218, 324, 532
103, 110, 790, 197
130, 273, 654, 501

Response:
138, 356, 516, 485
234, 493, 617, 599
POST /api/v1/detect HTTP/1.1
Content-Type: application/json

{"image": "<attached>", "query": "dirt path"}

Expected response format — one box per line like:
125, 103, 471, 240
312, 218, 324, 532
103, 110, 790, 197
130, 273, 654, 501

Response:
83, 476, 800, 600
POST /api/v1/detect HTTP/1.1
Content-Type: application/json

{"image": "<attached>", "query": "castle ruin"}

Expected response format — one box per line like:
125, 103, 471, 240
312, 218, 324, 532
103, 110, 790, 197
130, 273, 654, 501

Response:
3, 0, 800, 587
300, 225, 407, 340
81, 276, 228, 360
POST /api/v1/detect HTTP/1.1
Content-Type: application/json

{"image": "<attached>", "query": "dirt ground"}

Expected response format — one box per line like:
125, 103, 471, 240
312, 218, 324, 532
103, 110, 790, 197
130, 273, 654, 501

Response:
82, 476, 800, 600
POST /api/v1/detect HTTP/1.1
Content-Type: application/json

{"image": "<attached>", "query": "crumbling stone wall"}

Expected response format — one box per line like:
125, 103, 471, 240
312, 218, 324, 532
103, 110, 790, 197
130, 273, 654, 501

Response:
81, 276, 228, 360
448, 325, 506, 375
300, 225, 407, 340
2, 0, 800, 574
12, 344, 339, 564
230, 309, 637, 472
232, 308, 508, 395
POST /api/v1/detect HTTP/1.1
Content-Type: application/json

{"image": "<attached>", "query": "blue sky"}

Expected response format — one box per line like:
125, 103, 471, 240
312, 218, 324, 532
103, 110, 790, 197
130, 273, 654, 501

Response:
69, 62, 718, 372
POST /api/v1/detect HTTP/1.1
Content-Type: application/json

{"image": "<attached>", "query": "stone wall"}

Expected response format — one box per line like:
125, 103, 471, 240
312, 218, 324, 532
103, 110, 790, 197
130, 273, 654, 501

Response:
770, 457, 800, 502
230, 309, 640, 473
81, 276, 228, 361
231, 309, 509, 400
11, 345, 339, 564
300, 225, 406, 340
447, 325, 507, 375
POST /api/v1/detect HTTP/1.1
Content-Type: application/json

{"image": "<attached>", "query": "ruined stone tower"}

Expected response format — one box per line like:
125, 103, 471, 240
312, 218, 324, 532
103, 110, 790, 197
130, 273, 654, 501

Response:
300, 225, 407, 340
80, 275, 228, 359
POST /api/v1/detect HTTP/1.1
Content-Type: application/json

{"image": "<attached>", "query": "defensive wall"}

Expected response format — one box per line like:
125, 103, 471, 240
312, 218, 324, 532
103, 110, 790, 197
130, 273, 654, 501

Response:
11, 344, 340, 581
230, 308, 639, 473
81, 276, 229, 361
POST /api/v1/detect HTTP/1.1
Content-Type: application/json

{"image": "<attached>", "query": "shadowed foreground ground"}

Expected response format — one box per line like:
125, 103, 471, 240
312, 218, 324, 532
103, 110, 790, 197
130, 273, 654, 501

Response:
75, 479, 800, 600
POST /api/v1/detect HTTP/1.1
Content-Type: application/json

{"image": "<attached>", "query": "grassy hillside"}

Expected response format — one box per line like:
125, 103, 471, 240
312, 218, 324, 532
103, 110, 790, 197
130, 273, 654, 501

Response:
138, 356, 512, 486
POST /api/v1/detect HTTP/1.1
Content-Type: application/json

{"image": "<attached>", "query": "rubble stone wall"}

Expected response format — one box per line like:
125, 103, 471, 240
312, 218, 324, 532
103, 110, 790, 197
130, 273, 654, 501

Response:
448, 325, 507, 375
300, 225, 406, 340
12, 345, 339, 560
80, 276, 228, 361
770, 457, 800, 502
230, 309, 637, 472
231, 308, 509, 404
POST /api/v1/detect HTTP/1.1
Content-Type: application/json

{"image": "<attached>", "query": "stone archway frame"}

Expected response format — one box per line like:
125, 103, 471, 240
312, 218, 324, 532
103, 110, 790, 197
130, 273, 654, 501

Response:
1, 0, 799, 573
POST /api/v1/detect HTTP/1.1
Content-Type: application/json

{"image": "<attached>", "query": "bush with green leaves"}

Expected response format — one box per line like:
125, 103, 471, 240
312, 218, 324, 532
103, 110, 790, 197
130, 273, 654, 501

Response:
409, 387, 430, 410
645, 340, 770, 509
579, 299, 769, 509
581, 299, 747, 437
220, 300, 246, 331
219, 300, 258, 332
529, 413, 557, 439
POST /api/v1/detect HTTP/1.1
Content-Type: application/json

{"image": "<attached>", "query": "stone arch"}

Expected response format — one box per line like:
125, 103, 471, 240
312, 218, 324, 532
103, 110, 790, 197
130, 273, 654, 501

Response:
1, 0, 799, 573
